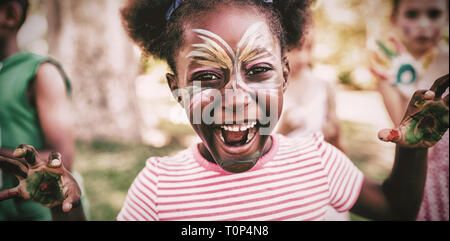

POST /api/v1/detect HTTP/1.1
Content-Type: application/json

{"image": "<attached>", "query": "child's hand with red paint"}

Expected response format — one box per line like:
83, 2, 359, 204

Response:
378, 74, 449, 148
0, 145, 81, 213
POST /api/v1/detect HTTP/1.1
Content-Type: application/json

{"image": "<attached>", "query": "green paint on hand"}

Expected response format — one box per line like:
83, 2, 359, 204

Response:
377, 40, 398, 58
404, 102, 449, 145
26, 171, 64, 205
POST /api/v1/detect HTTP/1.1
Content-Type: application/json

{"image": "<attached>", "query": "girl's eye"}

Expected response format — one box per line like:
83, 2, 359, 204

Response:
405, 10, 419, 19
247, 66, 272, 76
193, 72, 221, 82
427, 9, 442, 19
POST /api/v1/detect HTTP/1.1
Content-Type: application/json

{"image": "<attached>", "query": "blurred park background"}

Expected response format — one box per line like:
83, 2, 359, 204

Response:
15, 0, 449, 220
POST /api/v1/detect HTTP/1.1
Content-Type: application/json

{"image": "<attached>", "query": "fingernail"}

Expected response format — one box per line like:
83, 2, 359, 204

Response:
63, 203, 72, 212
13, 148, 26, 157
51, 159, 61, 167
50, 159, 61, 167
424, 90, 435, 98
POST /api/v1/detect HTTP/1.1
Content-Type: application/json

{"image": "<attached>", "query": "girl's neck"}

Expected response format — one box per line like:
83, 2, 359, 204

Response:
198, 137, 273, 165
402, 40, 435, 60
0, 35, 19, 62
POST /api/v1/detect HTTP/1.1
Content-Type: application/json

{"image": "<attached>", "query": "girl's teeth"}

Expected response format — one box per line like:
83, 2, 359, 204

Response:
220, 121, 257, 132
219, 131, 225, 143
247, 127, 256, 141
218, 122, 258, 145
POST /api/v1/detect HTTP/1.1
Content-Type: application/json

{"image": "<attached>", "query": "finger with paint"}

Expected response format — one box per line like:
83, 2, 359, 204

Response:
13, 144, 39, 166
430, 74, 449, 101
378, 74, 449, 148
0, 153, 28, 179
0, 154, 29, 201
0, 145, 82, 213
47, 152, 62, 169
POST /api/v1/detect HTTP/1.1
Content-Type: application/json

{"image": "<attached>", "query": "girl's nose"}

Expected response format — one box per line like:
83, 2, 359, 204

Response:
418, 16, 431, 29
222, 88, 251, 113
224, 69, 241, 92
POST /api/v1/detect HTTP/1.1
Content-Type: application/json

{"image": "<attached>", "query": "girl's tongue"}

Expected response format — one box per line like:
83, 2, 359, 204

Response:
222, 129, 249, 146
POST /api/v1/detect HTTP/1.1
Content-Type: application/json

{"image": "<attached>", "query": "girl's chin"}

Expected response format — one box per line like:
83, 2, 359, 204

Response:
201, 122, 272, 173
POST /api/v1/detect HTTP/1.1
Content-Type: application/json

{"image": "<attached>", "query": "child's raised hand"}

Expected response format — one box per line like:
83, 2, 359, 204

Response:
378, 74, 449, 148
0, 145, 81, 212
369, 36, 407, 82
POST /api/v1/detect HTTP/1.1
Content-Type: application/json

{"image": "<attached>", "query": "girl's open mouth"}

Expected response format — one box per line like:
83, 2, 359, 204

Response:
213, 121, 259, 148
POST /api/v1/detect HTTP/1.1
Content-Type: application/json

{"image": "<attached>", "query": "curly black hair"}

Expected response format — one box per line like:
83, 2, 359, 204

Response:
121, 0, 313, 74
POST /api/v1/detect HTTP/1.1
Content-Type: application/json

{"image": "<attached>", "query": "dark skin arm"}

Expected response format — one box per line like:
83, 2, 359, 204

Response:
0, 62, 74, 168
34, 62, 74, 170
0, 63, 81, 220
33, 63, 79, 220
321, 82, 344, 152
350, 74, 449, 220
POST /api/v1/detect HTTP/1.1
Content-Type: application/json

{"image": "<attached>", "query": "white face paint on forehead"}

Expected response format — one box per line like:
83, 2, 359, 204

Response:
184, 21, 282, 95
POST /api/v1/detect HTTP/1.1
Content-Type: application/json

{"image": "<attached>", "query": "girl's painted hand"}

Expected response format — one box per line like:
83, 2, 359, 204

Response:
378, 74, 449, 148
0, 145, 81, 212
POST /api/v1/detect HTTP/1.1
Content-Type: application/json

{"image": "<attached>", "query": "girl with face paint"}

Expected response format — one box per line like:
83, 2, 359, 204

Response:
369, 0, 449, 221
113, 0, 449, 221
4, 0, 446, 221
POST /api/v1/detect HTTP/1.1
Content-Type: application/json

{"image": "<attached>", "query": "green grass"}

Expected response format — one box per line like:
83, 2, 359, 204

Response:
73, 139, 185, 221
73, 120, 393, 221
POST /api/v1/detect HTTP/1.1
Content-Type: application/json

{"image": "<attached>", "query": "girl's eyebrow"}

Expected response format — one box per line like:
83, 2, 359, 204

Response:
186, 30, 234, 71
187, 54, 230, 70
236, 22, 276, 63
240, 47, 275, 65
185, 22, 276, 73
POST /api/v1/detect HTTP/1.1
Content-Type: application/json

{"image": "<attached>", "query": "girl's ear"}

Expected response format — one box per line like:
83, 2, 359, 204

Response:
282, 56, 290, 92
166, 73, 183, 105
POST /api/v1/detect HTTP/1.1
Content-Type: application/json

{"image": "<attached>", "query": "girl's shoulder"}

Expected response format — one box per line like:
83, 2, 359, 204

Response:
276, 132, 325, 155
143, 146, 197, 170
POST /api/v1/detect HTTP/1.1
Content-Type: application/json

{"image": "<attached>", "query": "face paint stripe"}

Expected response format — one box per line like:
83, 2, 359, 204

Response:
188, 22, 282, 93
188, 41, 232, 69
196, 35, 233, 65
193, 29, 236, 59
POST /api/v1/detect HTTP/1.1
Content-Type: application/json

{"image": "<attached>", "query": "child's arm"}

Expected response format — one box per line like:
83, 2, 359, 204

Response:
377, 80, 409, 126
350, 74, 449, 220
33, 62, 75, 171
0, 62, 76, 171
322, 82, 344, 151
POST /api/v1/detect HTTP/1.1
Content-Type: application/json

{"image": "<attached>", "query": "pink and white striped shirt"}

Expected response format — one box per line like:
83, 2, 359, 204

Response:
417, 131, 449, 221
117, 133, 364, 221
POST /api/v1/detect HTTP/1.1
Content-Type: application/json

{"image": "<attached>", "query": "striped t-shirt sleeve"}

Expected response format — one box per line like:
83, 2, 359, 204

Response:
314, 133, 364, 213
117, 158, 160, 221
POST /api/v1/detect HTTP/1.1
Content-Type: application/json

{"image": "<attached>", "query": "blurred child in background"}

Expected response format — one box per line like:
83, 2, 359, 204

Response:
277, 28, 344, 152
276, 28, 347, 220
0, 0, 85, 220
370, 0, 449, 220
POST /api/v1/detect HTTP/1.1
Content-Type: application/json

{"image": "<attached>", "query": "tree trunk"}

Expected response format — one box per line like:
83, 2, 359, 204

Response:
44, 0, 141, 142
